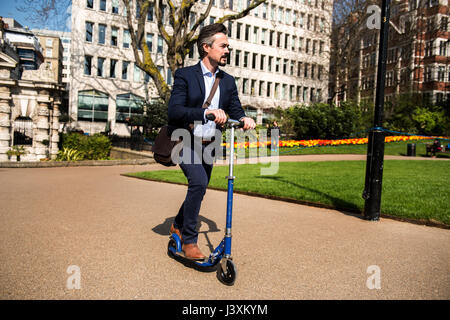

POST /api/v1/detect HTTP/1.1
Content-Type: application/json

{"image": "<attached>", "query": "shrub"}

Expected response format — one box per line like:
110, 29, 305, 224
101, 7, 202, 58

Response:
59, 133, 112, 160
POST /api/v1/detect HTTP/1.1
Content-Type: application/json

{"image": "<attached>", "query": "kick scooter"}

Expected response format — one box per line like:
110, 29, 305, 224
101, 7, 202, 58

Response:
167, 115, 244, 286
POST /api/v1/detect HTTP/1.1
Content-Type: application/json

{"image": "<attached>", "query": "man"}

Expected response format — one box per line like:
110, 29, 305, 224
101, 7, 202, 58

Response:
167, 23, 255, 260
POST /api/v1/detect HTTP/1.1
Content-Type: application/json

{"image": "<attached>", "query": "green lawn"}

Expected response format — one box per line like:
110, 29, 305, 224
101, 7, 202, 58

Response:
125, 160, 450, 226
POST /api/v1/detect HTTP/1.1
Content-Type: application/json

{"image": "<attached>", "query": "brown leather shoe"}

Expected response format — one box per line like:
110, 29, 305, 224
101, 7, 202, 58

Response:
170, 223, 183, 243
182, 243, 206, 261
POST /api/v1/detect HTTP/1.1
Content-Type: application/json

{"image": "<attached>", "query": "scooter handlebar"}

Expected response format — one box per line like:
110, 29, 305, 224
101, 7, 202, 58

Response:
206, 113, 245, 128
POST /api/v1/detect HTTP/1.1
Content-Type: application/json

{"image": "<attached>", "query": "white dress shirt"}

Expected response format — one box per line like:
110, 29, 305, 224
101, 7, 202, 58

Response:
192, 61, 220, 139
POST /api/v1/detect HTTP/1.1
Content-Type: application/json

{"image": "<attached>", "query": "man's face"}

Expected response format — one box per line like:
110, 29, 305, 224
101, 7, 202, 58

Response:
204, 33, 230, 67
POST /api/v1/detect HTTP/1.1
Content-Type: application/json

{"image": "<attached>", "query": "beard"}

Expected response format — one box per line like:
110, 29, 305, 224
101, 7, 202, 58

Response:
218, 56, 227, 66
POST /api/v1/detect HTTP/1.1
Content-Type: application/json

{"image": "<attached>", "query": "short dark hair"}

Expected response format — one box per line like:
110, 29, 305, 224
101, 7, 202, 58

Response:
197, 23, 228, 59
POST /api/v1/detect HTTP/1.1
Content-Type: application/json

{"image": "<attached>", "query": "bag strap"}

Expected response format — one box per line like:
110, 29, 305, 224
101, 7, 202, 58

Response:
202, 76, 221, 109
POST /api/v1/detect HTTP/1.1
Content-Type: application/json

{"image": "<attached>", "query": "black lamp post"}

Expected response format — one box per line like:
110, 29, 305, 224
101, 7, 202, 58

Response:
362, 0, 391, 220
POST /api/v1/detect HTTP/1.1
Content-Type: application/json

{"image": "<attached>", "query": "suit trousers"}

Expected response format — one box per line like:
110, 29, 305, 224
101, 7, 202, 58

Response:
174, 140, 214, 244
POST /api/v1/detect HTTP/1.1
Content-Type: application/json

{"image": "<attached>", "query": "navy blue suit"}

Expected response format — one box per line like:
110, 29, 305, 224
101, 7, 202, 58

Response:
168, 62, 246, 245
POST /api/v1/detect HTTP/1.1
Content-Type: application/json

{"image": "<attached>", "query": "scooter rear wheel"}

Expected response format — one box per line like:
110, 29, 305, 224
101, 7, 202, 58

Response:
217, 260, 237, 286
167, 239, 177, 258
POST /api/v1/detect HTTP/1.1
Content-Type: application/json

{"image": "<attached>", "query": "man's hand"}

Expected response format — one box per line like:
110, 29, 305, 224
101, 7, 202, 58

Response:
241, 117, 256, 131
206, 109, 227, 125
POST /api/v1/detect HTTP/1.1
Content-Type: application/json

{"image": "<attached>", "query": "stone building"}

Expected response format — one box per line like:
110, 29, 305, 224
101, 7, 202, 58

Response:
69, 0, 333, 136
0, 19, 64, 162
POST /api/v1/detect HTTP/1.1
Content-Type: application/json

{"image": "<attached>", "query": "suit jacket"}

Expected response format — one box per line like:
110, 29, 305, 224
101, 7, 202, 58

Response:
168, 62, 245, 131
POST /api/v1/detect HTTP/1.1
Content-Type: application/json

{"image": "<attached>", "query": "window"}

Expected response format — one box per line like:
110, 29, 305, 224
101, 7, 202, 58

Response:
297, 62, 302, 77
97, 57, 105, 77
439, 41, 447, 56
252, 53, 257, 69
290, 60, 295, 76
98, 24, 106, 44
245, 25, 250, 41
236, 23, 242, 39
274, 83, 279, 99
122, 61, 129, 80
78, 90, 109, 122
268, 56, 273, 72
266, 82, 272, 97
269, 31, 274, 46
299, 37, 303, 52
148, 3, 154, 21
259, 81, 264, 96
441, 17, 448, 31
84, 55, 92, 75
291, 36, 296, 51
251, 80, 256, 96
284, 34, 289, 49
311, 64, 315, 79
306, 39, 310, 54
304, 63, 309, 78
303, 87, 308, 102
286, 9, 291, 25
425, 41, 433, 56
278, 7, 283, 23
157, 36, 163, 53
110, 59, 117, 78
235, 50, 241, 66
424, 67, 433, 82
134, 64, 141, 82
283, 59, 288, 74
437, 66, 445, 81
242, 78, 248, 94
228, 21, 233, 37
299, 13, 304, 28
85, 22, 93, 42
146, 33, 154, 51
289, 85, 294, 101
86, 0, 94, 9
100, 0, 106, 11
261, 29, 266, 45
123, 29, 130, 48
112, 0, 119, 14
262, 3, 267, 19
116, 93, 144, 123
210, 16, 215, 25
260, 55, 265, 71
111, 27, 118, 46
253, 27, 258, 44
277, 32, 282, 48
271, 5, 276, 21
243, 52, 249, 68
45, 48, 52, 58
46, 38, 53, 47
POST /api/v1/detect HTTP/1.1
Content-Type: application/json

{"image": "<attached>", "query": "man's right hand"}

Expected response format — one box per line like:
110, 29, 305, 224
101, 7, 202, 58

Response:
205, 109, 227, 125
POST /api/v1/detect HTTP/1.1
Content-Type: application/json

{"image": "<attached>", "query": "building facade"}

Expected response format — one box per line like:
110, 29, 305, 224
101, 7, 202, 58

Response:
0, 19, 64, 161
70, 0, 333, 136
329, 0, 449, 107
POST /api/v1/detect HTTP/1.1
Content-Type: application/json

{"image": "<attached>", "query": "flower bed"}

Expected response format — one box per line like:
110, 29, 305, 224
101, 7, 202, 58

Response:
221, 135, 446, 149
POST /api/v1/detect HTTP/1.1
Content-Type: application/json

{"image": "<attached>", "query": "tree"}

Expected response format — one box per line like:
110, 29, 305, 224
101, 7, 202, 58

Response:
123, 0, 267, 104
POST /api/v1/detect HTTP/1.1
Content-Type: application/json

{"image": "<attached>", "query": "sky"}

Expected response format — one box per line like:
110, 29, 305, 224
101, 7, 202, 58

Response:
0, 0, 71, 31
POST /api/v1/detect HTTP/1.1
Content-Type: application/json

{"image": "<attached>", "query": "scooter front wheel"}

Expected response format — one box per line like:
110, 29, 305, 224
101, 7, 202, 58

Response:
167, 238, 177, 258
217, 260, 237, 286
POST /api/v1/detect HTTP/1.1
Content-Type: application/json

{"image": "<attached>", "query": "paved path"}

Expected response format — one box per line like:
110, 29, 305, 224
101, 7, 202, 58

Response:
0, 156, 449, 299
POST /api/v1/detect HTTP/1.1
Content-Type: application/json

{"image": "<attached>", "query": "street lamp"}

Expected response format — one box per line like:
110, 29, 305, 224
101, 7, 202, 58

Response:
362, 0, 392, 220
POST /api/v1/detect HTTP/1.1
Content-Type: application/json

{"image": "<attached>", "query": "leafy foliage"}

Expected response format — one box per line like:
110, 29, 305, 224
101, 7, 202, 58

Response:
59, 133, 112, 161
